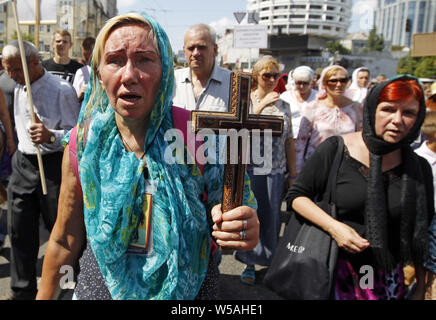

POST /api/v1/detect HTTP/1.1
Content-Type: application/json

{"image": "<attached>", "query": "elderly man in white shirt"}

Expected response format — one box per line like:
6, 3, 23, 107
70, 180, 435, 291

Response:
173, 24, 231, 112
0, 40, 80, 300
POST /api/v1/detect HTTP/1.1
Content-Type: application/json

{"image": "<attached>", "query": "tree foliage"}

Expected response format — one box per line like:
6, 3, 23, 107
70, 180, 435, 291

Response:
12, 31, 35, 44
397, 55, 436, 78
326, 41, 351, 55
366, 26, 385, 52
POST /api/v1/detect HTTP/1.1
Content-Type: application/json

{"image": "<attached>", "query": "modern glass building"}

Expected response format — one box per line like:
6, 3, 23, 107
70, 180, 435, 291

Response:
374, 0, 436, 47
246, 0, 352, 40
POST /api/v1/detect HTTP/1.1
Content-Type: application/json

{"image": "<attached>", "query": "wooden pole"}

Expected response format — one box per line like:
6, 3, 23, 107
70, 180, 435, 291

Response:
11, 0, 48, 195
35, 0, 40, 49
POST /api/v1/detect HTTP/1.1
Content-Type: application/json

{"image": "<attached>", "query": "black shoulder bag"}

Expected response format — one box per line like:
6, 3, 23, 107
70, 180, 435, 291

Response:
263, 136, 344, 300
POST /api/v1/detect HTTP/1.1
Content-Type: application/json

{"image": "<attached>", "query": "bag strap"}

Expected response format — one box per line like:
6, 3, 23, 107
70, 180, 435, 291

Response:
323, 136, 344, 219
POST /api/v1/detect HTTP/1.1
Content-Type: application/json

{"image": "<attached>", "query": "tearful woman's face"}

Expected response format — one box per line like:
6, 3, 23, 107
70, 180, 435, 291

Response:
99, 24, 162, 122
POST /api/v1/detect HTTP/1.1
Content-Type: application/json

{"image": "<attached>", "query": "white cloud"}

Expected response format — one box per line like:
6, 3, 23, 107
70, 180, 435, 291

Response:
352, 0, 377, 31
209, 17, 236, 35
118, 0, 138, 10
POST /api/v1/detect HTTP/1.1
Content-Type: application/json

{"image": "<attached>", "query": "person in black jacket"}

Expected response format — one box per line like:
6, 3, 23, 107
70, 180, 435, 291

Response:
287, 75, 434, 300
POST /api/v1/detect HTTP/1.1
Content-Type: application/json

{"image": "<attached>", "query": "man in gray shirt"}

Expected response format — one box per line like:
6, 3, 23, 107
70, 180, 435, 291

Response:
0, 40, 79, 300
173, 24, 231, 112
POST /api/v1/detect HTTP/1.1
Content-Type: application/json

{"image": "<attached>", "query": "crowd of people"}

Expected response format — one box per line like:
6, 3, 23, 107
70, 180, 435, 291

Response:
0, 12, 434, 300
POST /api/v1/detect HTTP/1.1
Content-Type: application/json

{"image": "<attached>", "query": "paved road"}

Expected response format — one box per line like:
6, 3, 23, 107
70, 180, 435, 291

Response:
0, 206, 289, 300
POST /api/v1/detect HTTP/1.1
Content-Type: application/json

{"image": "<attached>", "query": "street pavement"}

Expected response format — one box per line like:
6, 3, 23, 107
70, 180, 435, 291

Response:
0, 205, 289, 300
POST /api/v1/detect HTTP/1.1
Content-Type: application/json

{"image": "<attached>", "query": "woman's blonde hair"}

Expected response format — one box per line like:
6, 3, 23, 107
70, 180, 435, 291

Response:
322, 66, 348, 85
251, 55, 279, 90
92, 13, 159, 78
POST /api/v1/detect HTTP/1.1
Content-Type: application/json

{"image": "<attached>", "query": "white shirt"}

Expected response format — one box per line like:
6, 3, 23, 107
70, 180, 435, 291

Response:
280, 89, 317, 138
172, 63, 231, 112
415, 141, 436, 210
14, 70, 80, 154
73, 65, 91, 96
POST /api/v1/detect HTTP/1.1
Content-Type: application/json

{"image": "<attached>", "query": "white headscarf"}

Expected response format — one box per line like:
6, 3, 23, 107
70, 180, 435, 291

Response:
348, 67, 370, 103
286, 66, 315, 90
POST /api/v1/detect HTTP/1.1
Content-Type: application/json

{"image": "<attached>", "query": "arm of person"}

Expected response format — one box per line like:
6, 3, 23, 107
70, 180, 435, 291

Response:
0, 90, 15, 154
36, 145, 86, 300
251, 91, 280, 115
287, 136, 370, 254
292, 196, 369, 254
29, 86, 81, 146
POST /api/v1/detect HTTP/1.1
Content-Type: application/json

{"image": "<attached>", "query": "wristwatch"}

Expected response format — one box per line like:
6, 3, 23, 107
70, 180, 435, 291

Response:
49, 133, 56, 144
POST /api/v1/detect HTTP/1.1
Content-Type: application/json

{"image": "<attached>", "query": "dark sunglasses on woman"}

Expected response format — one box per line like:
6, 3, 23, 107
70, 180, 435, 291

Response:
327, 78, 349, 85
262, 73, 280, 81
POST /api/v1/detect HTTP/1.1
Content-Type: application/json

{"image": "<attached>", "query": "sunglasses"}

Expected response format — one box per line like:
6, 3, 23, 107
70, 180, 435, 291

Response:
261, 73, 280, 81
326, 78, 349, 85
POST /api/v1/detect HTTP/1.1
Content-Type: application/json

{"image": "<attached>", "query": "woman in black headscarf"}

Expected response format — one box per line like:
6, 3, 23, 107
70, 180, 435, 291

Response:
286, 75, 434, 300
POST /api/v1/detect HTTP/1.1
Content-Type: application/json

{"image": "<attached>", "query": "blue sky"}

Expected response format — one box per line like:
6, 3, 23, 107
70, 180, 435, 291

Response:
117, 0, 377, 53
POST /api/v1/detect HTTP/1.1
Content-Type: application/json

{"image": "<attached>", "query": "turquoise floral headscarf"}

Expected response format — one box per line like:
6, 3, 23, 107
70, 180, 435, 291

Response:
72, 13, 211, 300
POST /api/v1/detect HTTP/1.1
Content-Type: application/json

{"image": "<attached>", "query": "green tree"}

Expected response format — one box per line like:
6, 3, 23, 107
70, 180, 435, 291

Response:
397, 55, 421, 75
366, 26, 385, 52
326, 41, 351, 55
12, 31, 35, 44
414, 56, 436, 78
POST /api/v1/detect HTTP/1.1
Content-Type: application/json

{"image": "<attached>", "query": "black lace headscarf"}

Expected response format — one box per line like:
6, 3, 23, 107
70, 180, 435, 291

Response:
362, 75, 429, 272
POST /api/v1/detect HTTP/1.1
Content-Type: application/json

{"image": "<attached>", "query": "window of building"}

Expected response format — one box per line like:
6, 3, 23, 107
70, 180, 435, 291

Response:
290, 5, 306, 9
290, 25, 304, 29
307, 24, 319, 29
310, 5, 322, 10
274, 6, 288, 10
0, 21, 4, 34
274, 15, 287, 19
327, 6, 336, 11
309, 15, 321, 19
323, 26, 332, 30
290, 14, 305, 19
406, 1, 416, 47
326, 16, 334, 21
417, 1, 426, 33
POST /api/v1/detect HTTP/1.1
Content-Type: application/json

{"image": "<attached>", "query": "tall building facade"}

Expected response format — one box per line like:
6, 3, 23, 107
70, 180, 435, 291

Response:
246, 0, 352, 40
374, 0, 436, 47
0, 0, 117, 58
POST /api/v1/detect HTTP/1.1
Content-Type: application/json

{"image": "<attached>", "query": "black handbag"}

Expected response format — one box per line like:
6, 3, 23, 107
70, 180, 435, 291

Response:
263, 136, 344, 300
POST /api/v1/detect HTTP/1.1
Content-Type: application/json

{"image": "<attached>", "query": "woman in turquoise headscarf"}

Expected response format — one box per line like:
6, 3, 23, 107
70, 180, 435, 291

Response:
36, 13, 259, 300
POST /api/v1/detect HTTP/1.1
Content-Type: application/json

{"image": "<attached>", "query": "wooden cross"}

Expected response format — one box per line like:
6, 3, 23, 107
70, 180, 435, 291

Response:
191, 72, 284, 213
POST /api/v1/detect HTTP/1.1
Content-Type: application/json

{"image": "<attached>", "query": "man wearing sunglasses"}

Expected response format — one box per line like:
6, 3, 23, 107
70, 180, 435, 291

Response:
173, 24, 231, 113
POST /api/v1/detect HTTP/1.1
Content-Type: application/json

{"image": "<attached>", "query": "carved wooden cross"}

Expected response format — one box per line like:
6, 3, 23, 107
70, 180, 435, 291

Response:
191, 72, 284, 212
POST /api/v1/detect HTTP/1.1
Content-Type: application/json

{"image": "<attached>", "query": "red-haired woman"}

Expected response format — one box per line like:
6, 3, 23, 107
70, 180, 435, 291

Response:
286, 75, 435, 299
